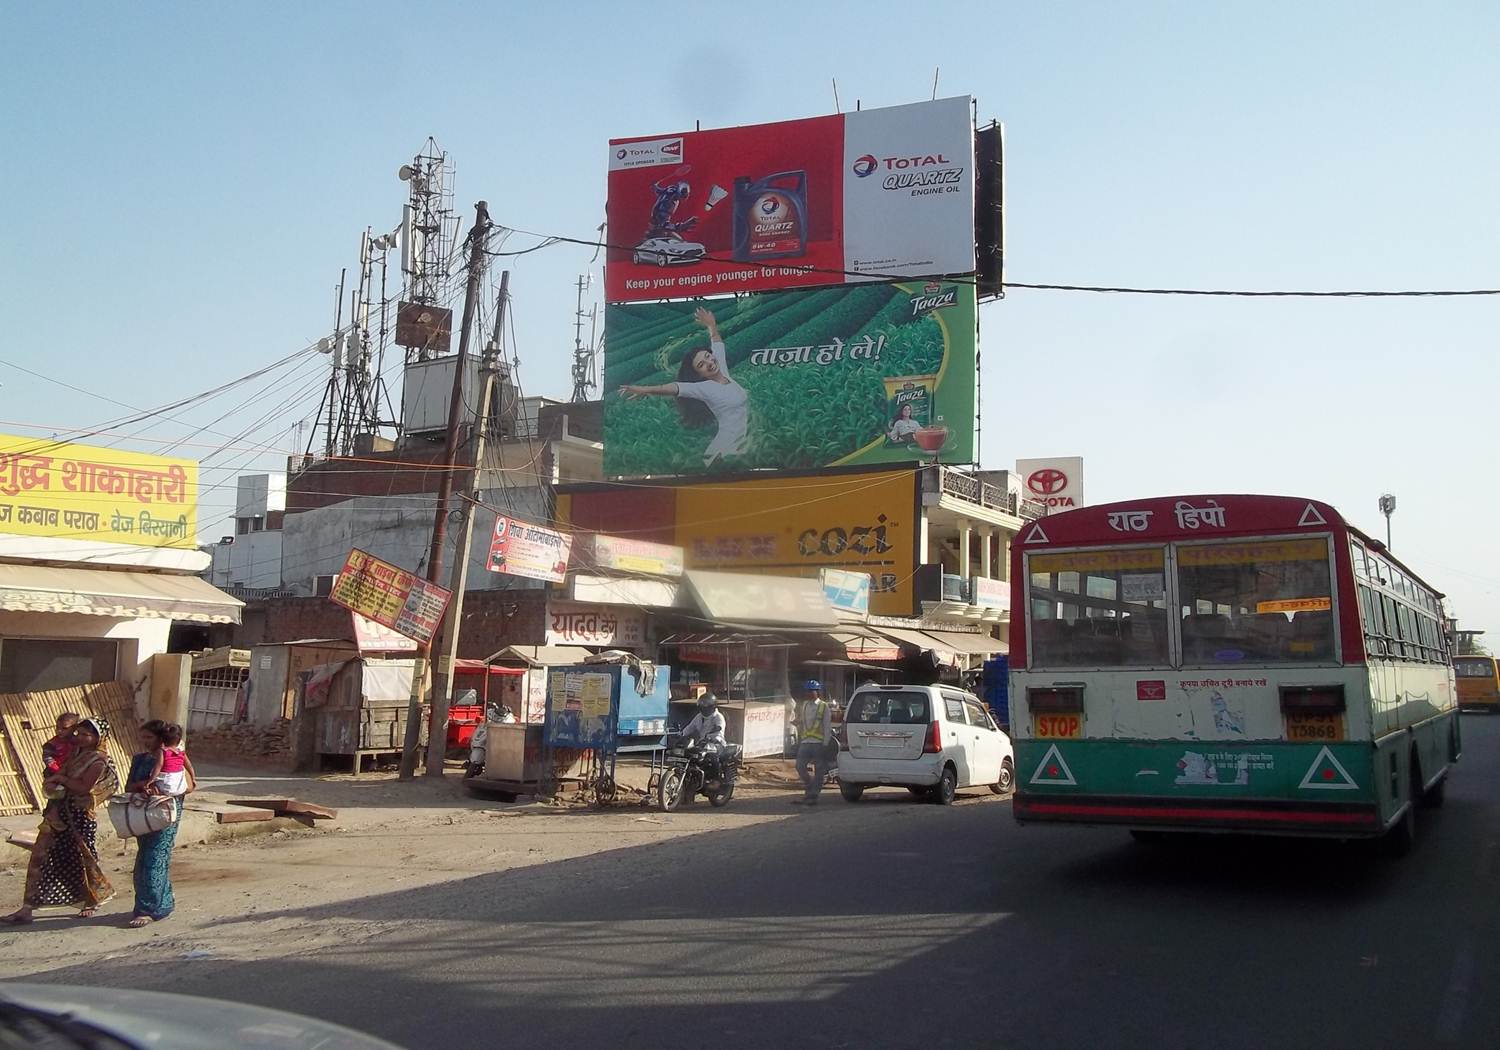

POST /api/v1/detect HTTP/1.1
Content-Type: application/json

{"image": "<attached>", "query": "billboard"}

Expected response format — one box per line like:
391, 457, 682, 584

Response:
0, 433, 198, 549
1016, 457, 1085, 513
329, 549, 451, 645
606, 97, 975, 302
487, 516, 573, 584
558, 468, 920, 617
604, 280, 975, 477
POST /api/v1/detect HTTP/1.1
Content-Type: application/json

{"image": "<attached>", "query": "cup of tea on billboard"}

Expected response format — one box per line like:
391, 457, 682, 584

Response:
914, 416, 950, 462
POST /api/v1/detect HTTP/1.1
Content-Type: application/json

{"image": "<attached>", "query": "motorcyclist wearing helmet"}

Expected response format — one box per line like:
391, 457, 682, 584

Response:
680, 691, 726, 749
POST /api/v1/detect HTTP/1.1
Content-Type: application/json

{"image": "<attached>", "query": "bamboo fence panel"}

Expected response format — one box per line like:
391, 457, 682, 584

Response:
0, 681, 141, 812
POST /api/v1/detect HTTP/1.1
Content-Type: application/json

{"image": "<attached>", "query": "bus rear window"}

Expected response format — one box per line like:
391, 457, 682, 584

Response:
1027, 548, 1170, 667
1454, 658, 1495, 678
1177, 538, 1334, 664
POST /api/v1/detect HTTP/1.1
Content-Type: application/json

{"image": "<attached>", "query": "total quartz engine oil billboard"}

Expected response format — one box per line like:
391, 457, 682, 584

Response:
606, 96, 976, 302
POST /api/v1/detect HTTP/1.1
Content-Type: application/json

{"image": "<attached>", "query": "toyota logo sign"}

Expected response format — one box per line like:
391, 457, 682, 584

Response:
1028, 468, 1068, 496
1016, 457, 1085, 514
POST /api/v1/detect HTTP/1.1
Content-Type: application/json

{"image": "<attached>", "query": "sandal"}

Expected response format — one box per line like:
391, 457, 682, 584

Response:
126, 916, 154, 928
77, 908, 98, 919
1, 911, 34, 925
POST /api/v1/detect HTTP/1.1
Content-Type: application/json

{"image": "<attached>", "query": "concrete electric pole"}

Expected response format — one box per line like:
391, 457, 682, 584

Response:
398, 201, 491, 781
424, 270, 510, 777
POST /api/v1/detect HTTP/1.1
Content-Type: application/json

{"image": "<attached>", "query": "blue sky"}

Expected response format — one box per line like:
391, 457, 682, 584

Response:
2, 1, 1497, 628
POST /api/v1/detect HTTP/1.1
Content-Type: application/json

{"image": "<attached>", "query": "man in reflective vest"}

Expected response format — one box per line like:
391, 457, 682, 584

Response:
791, 680, 833, 806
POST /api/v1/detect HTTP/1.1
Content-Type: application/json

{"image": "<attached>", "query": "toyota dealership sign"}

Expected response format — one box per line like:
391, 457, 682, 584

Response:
1016, 457, 1084, 513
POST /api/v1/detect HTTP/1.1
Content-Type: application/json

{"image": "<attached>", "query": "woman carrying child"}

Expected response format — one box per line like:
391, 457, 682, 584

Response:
125, 720, 195, 928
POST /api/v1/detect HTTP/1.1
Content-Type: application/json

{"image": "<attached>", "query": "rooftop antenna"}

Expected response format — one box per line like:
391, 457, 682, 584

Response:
832, 78, 841, 113
932, 67, 940, 100
570, 274, 598, 403
396, 138, 457, 362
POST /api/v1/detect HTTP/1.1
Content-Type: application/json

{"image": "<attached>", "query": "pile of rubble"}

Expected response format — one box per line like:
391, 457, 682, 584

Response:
189, 719, 291, 763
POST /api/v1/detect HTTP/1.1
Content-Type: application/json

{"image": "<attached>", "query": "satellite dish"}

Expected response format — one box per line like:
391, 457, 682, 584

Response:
398, 164, 415, 182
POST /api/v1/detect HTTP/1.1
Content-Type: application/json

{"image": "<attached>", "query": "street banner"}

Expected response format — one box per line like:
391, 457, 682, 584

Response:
350, 611, 418, 652
572, 532, 683, 577
606, 96, 975, 302
604, 280, 976, 477
0, 432, 197, 549
545, 600, 646, 646
329, 549, 451, 645
487, 516, 573, 583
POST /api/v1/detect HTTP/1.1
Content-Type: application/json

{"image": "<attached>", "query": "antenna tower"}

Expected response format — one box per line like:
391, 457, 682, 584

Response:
570, 274, 599, 402
398, 139, 457, 362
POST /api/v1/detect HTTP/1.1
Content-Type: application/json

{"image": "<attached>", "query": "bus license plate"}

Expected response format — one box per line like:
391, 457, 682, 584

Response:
1286, 713, 1344, 742
1034, 713, 1083, 739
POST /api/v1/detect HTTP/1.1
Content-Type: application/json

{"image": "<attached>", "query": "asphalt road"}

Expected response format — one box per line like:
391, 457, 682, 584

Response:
29, 717, 1500, 1049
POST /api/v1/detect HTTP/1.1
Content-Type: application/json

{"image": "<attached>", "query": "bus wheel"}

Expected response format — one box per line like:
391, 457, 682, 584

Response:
1384, 802, 1416, 858
1422, 773, 1447, 808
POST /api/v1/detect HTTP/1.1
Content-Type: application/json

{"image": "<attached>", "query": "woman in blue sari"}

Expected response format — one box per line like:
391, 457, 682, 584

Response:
125, 720, 194, 928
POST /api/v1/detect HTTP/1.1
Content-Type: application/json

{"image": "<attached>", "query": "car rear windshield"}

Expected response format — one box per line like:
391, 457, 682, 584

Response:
846, 691, 931, 724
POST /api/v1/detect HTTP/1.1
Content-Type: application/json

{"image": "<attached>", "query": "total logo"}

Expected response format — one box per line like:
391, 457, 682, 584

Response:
610, 137, 685, 170
852, 150, 965, 194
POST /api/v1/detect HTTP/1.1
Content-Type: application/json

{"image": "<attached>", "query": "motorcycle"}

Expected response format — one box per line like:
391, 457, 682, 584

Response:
463, 704, 513, 779
657, 737, 741, 811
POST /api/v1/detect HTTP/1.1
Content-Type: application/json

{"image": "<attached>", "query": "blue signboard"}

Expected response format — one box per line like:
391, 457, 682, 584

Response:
820, 568, 871, 617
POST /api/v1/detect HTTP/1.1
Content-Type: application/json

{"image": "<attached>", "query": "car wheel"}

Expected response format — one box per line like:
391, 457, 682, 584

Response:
991, 757, 1015, 795
932, 765, 957, 806
839, 782, 864, 802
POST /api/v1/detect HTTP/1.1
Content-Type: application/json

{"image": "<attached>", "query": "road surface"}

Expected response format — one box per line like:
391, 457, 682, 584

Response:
11, 718, 1499, 1049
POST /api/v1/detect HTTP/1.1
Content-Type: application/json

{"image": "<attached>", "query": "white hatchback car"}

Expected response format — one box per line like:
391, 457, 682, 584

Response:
836, 685, 1014, 805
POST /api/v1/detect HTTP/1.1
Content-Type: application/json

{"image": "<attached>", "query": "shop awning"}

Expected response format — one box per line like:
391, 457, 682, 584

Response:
483, 645, 593, 667
0, 564, 243, 624
684, 570, 840, 628
922, 630, 1007, 656
873, 626, 941, 652
871, 626, 1007, 658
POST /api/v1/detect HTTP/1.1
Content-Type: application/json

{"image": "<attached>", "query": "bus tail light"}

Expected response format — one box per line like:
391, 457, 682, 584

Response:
1279, 684, 1346, 714
1028, 686, 1084, 713
923, 721, 942, 754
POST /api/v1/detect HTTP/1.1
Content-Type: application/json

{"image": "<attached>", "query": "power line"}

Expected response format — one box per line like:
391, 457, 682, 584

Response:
490, 222, 1500, 298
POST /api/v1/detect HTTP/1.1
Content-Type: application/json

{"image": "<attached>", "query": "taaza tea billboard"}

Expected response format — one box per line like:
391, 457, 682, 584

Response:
604, 280, 975, 477
606, 97, 976, 302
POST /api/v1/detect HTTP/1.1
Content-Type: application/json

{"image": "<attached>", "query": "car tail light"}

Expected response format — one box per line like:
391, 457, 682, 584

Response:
922, 720, 942, 754
1279, 684, 1346, 714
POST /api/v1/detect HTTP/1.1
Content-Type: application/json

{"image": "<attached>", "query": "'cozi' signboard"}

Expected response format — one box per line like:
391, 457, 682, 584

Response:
556, 468, 919, 617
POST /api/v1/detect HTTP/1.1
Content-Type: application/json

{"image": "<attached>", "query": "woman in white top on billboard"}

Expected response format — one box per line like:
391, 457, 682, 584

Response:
620, 306, 749, 465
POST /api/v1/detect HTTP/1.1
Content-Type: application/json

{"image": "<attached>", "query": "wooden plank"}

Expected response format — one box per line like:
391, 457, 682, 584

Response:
186, 803, 274, 824
228, 798, 338, 820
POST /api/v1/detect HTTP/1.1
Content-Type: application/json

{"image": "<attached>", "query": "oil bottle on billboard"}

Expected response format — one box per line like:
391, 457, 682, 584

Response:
732, 171, 808, 262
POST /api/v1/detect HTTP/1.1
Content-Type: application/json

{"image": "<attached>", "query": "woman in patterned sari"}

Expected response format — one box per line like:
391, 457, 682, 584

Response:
125, 719, 193, 927
2, 717, 116, 924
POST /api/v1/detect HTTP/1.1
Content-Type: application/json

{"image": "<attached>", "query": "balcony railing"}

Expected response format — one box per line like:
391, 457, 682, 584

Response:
933, 467, 1045, 520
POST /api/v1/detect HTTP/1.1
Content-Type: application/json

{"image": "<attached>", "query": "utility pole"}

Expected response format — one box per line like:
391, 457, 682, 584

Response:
425, 269, 509, 777
399, 201, 491, 781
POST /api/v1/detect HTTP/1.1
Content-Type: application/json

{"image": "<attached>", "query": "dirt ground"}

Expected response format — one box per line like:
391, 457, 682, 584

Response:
1, 758, 972, 976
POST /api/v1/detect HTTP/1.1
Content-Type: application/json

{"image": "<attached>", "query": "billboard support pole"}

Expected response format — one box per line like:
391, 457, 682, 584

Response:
399, 201, 491, 781
424, 270, 508, 777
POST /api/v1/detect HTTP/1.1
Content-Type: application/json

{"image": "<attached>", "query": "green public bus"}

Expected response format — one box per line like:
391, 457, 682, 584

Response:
1009, 494, 1458, 854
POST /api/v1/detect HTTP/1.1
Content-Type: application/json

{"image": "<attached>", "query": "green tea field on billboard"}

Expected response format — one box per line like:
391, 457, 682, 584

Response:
603, 281, 976, 477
